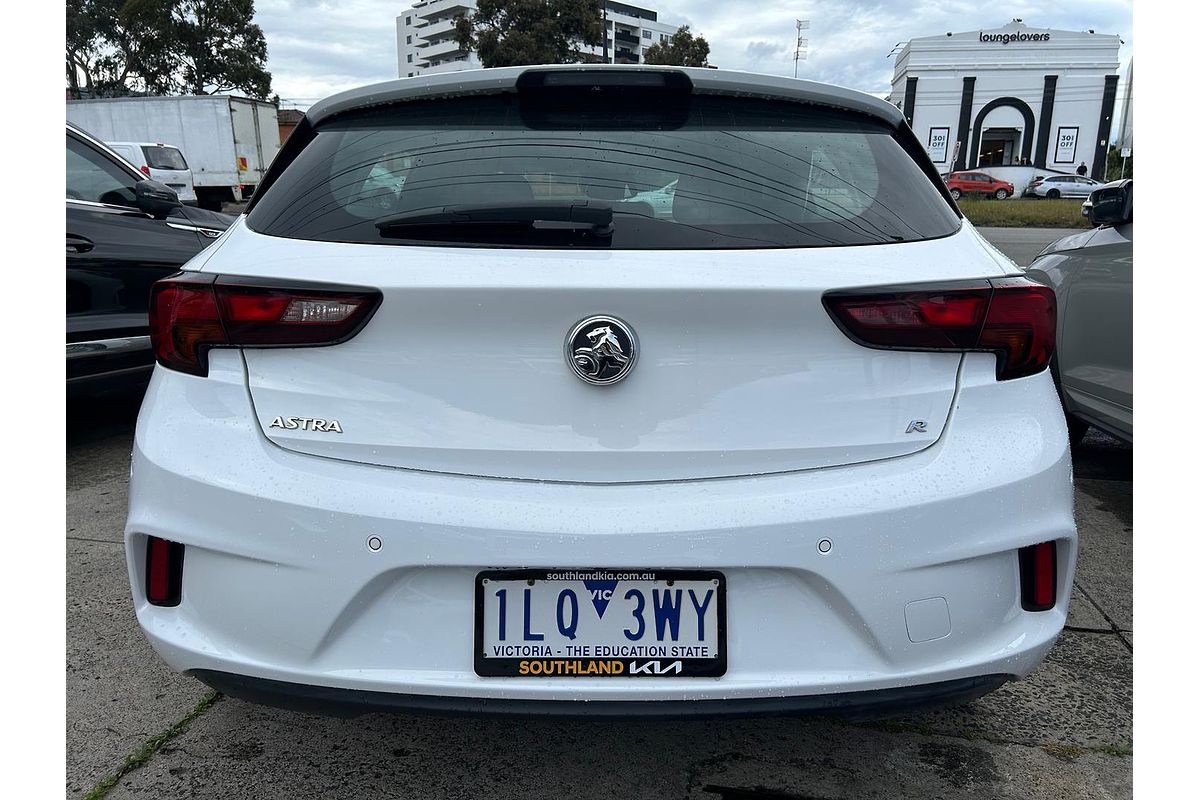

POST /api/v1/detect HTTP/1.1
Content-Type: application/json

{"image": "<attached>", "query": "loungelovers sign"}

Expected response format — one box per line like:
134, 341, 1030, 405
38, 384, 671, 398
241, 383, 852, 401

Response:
979, 31, 1051, 44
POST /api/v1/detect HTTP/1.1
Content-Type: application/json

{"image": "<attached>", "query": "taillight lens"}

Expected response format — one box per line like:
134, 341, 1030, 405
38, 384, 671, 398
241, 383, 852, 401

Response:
140, 165, 151, 176
149, 273, 382, 376
823, 278, 1055, 381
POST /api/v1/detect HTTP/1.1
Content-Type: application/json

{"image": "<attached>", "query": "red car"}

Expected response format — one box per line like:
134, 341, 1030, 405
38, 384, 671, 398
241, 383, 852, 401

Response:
944, 171, 1015, 200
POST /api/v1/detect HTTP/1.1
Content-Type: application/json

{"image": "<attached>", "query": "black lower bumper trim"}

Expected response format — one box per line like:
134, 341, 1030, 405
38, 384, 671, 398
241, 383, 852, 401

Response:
190, 670, 1012, 720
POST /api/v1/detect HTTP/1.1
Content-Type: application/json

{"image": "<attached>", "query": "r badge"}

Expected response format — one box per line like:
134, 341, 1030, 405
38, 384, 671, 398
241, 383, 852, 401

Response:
566, 316, 638, 386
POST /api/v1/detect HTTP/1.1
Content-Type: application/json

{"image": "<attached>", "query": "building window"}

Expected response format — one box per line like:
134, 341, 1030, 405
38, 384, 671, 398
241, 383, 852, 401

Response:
660, 33, 667, 42
642, 30, 651, 39
406, 35, 412, 44
408, 72, 414, 77
407, 54, 413, 63
405, 16, 411, 25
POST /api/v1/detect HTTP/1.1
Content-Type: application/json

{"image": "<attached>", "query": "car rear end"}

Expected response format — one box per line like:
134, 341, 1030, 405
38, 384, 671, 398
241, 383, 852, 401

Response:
141, 143, 197, 205
126, 66, 1074, 716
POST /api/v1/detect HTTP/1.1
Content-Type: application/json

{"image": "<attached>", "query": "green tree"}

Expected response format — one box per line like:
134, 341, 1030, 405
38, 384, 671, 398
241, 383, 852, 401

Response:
167, 0, 272, 96
643, 25, 710, 68
1106, 144, 1133, 180
66, 0, 272, 99
454, 0, 604, 68
67, 0, 156, 97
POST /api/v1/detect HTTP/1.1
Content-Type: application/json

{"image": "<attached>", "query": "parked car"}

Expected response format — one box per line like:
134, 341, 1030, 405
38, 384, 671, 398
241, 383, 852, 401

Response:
1026, 179, 1132, 445
106, 141, 198, 205
127, 67, 1073, 717
1024, 174, 1103, 199
67, 123, 234, 395
626, 179, 678, 217
944, 171, 1014, 201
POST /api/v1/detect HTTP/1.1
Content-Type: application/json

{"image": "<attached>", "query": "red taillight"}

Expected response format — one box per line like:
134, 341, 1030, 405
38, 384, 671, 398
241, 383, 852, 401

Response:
146, 536, 184, 606
140, 165, 151, 176
823, 278, 1056, 381
1018, 541, 1058, 611
149, 274, 382, 376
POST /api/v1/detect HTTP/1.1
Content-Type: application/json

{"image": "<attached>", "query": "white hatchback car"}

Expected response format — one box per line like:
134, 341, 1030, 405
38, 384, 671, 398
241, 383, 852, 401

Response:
127, 66, 1074, 717
106, 141, 198, 205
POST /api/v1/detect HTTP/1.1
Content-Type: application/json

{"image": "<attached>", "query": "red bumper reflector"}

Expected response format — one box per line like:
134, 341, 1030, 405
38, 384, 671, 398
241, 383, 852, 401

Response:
1018, 541, 1057, 612
146, 536, 184, 607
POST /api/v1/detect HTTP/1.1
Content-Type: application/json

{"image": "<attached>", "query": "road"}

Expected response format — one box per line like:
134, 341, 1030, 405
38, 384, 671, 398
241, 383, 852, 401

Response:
67, 227, 1130, 799
975, 226, 1076, 267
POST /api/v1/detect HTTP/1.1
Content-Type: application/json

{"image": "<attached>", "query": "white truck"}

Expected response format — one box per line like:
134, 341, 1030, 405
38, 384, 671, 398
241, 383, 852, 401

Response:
66, 95, 281, 211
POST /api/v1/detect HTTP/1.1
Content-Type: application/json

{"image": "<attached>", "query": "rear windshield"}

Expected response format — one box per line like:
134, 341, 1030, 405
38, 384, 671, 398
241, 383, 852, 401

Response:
248, 95, 959, 249
142, 145, 188, 171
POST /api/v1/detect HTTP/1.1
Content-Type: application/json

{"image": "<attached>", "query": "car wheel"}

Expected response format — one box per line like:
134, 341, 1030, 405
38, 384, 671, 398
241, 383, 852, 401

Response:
1046, 189, 1061, 199
994, 188, 1009, 200
949, 188, 961, 200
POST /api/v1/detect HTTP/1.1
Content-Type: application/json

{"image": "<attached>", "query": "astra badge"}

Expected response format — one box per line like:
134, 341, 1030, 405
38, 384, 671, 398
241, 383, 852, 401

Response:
566, 316, 638, 386
269, 416, 343, 434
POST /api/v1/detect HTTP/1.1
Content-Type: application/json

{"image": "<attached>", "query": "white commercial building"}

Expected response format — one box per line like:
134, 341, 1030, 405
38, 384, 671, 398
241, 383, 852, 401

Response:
889, 20, 1121, 186
396, 0, 678, 77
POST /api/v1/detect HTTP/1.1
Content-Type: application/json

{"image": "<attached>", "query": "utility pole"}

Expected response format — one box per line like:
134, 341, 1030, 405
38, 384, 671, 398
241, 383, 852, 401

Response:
602, 2, 610, 63
794, 19, 810, 77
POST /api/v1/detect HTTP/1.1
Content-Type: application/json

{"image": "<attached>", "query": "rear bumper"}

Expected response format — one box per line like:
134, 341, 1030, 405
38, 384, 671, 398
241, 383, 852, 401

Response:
194, 669, 1011, 719
126, 351, 1075, 707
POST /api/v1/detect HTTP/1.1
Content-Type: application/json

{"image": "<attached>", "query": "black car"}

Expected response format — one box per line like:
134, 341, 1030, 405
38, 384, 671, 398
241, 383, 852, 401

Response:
67, 123, 234, 394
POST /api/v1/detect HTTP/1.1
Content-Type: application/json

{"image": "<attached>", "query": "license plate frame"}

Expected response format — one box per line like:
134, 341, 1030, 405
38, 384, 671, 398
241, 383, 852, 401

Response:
473, 568, 727, 678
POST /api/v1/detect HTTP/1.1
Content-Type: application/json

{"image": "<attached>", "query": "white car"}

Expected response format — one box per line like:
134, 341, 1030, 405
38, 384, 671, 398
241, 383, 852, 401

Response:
105, 141, 198, 205
127, 66, 1074, 717
1024, 174, 1103, 199
626, 179, 678, 218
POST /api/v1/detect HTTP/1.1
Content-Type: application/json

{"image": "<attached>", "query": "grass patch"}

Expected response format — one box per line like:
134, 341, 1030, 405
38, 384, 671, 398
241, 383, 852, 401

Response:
82, 690, 221, 800
959, 198, 1091, 228
1097, 743, 1133, 757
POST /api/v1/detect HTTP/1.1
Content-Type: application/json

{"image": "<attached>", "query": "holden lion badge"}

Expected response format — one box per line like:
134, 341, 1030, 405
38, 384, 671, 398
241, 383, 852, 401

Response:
566, 316, 638, 386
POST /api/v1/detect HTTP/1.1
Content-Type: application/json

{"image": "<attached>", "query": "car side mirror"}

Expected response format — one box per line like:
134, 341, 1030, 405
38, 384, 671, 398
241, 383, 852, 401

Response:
1089, 183, 1132, 227
135, 179, 182, 218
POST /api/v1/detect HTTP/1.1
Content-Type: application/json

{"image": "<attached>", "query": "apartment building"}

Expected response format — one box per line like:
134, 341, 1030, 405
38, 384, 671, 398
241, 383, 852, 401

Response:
396, 1, 678, 77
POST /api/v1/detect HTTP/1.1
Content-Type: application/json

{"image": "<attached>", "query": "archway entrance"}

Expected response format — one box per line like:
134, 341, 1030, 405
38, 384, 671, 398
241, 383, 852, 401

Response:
970, 97, 1036, 168
978, 127, 1021, 167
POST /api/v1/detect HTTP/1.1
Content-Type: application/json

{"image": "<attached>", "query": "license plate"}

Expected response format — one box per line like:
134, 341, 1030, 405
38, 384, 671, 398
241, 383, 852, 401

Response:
474, 569, 726, 678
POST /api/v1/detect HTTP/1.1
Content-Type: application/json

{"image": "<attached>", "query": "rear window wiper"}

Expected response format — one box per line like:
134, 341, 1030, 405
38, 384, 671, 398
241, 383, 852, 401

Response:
375, 201, 614, 234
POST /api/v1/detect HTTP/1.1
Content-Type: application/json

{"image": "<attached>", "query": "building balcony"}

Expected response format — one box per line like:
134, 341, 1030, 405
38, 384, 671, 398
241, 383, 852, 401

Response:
416, 15, 458, 39
415, 0, 470, 21
615, 49, 640, 63
418, 35, 465, 60
614, 30, 639, 46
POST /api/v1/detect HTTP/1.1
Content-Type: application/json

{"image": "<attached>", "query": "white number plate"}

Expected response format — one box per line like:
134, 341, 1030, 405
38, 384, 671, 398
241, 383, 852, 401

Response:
474, 569, 727, 678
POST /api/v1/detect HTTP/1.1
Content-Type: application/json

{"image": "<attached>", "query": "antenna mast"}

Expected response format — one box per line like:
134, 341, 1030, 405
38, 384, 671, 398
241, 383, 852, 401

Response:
794, 19, 810, 77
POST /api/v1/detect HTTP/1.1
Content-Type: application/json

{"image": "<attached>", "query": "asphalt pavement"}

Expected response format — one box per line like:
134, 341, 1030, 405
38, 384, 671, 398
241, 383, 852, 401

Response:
66, 227, 1130, 799
975, 225, 1075, 267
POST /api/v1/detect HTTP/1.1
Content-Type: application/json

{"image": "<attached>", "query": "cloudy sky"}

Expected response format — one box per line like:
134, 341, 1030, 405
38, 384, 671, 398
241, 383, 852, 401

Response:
256, 0, 1133, 108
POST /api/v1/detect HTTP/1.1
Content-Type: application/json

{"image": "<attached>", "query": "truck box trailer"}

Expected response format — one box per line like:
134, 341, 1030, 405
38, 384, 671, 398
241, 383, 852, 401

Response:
66, 95, 281, 210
